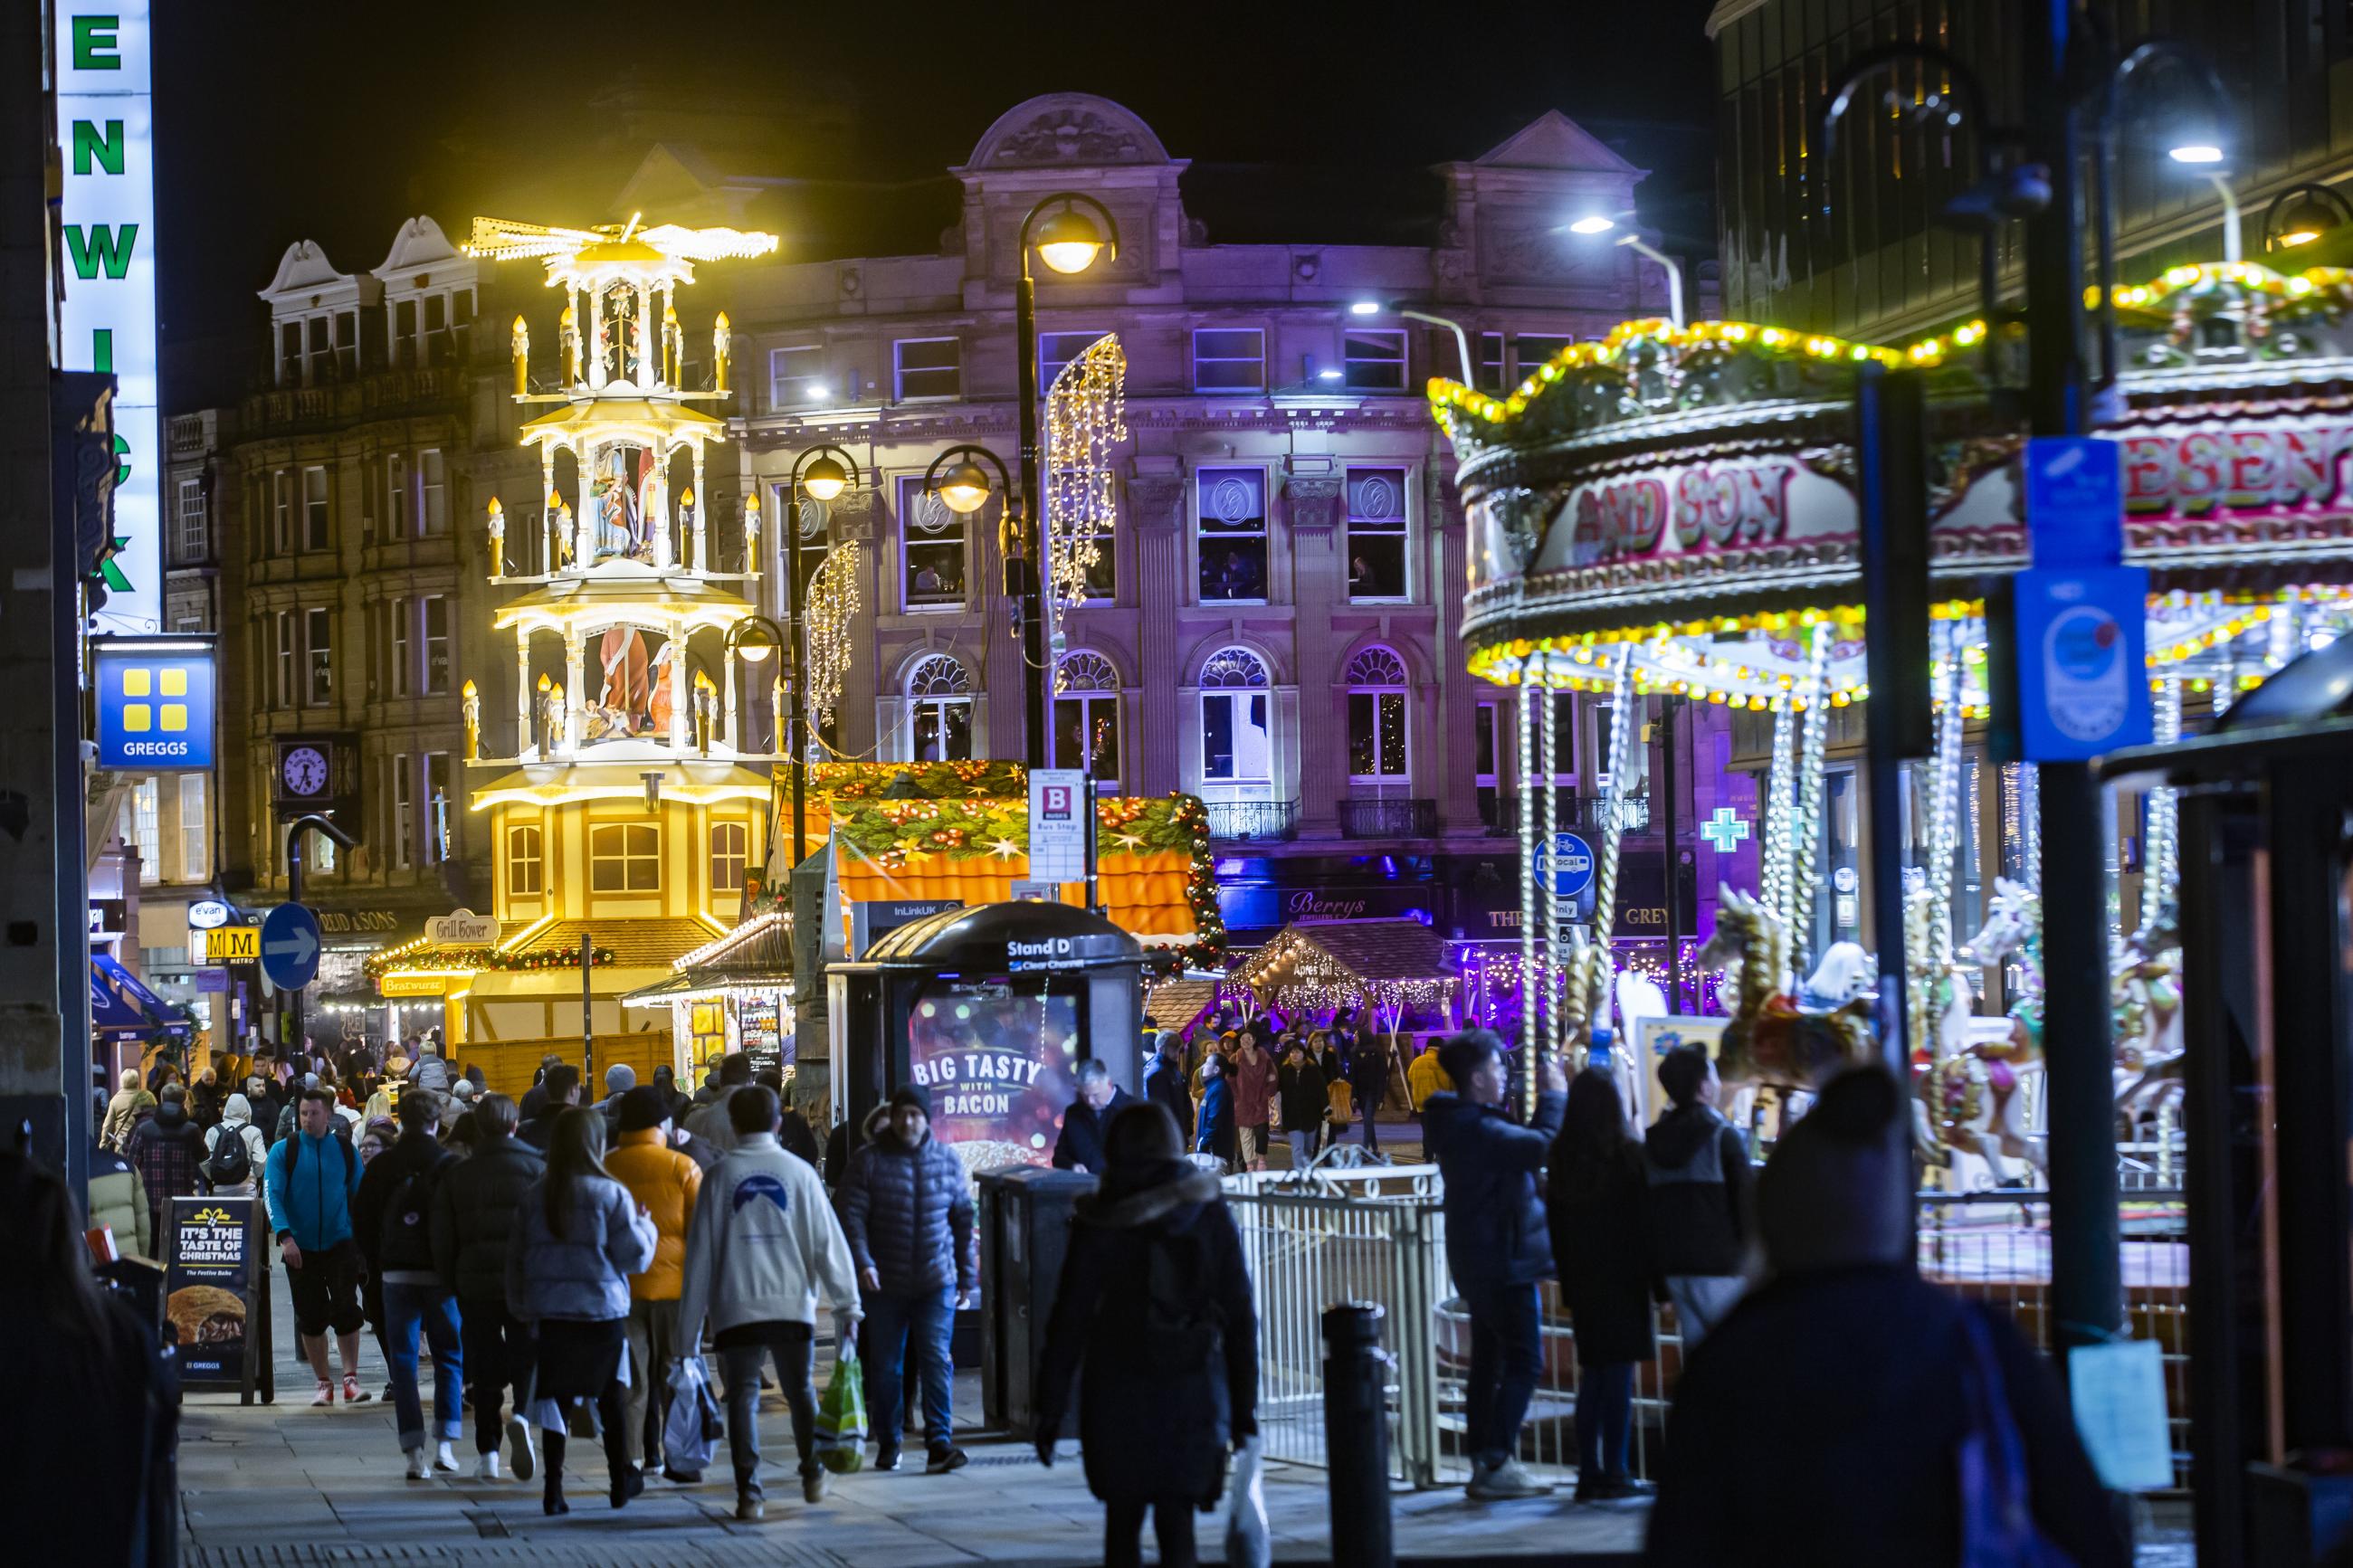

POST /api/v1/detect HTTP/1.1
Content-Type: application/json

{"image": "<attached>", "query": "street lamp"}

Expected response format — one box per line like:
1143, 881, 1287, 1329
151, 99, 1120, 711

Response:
2264, 183, 2353, 252
779, 443, 861, 864
1012, 193, 1120, 768
1348, 299, 1475, 384
1561, 216, 1686, 329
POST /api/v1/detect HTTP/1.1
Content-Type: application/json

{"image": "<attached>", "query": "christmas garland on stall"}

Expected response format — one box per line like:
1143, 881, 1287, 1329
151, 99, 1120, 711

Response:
367, 939, 616, 982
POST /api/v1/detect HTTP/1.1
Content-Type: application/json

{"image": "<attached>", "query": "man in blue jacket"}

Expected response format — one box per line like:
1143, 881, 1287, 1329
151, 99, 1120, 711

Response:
836, 1085, 976, 1475
1422, 1030, 1567, 1501
265, 1085, 368, 1406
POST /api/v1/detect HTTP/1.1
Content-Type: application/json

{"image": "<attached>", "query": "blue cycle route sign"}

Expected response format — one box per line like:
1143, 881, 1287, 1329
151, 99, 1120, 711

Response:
1534, 832, 1596, 900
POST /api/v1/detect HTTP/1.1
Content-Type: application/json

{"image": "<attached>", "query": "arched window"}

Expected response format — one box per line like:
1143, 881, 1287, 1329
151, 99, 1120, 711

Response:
710, 821, 748, 894
1199, 647, 1272, 784
1346, 646, 1410, 784
1052, 651, 1121, 788
505, 822, 542, 897
906, 653, 974, 761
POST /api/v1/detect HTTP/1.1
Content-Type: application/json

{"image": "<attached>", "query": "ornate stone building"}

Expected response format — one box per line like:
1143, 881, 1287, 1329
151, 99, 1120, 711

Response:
727, 93, 1691, 943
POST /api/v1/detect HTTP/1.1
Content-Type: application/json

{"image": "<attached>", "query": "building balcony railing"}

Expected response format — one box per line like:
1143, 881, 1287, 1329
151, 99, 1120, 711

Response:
1481, 792, 1651, 838
1205, 798, 1300, 843
1338, 796, 1438, 840
239, 365, 466, 434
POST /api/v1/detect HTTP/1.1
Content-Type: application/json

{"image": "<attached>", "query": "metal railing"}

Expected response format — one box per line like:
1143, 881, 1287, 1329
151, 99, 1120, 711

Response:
1225, 1166, 2191, 1493
1482, 792, 1651, 837
1338, 796, 1438, 840
1205, 798, 1301, 842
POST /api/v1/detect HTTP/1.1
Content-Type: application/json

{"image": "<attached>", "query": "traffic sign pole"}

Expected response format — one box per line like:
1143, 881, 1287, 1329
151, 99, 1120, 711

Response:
278, 813, 356, 1060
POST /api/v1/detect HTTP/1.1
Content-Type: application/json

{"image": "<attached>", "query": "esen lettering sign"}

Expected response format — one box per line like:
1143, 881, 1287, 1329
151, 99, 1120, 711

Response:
56, 2, 160, 633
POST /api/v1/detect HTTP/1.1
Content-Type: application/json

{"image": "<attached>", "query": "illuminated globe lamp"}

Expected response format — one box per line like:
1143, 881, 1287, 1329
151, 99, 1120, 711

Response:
2264, 183, 2353, 253
937, 458, 997, 516
802, 452, 849, 502
1033, 204, 1110, 277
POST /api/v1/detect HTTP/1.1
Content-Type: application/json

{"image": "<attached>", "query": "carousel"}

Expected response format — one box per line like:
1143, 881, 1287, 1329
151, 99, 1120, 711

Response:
1432, 258, 2353, 1186
367, 214, 786, 1094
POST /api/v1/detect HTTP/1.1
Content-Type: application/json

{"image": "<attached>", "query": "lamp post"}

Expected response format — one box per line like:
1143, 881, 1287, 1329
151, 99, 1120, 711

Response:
1563, 216, 1685, 329
2262, 183, 2353, 252
1011, 193, 1119, 767
922, 442, 1015, 750
776, 445, 858, 866
1348, 299, 1475, 383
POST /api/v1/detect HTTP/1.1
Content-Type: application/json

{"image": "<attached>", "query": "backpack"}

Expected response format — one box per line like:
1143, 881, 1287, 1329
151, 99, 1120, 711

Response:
378, 1151, 449, 1272
202, 1125, 252, 1188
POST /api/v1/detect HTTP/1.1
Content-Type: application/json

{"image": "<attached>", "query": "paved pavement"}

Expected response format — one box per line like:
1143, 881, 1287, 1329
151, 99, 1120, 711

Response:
176, 1259, 1646, 1566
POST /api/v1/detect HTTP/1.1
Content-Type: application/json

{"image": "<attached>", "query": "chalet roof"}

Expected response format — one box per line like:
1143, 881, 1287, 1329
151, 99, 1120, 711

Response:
1231, 918, 1455, 993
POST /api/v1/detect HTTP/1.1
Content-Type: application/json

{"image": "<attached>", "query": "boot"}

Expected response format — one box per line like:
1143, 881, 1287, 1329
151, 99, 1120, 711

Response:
542, 1430, 570, 1516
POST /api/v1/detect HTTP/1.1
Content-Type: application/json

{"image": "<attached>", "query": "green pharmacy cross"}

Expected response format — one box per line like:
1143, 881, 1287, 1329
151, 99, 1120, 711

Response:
1700, 807, 1751, 852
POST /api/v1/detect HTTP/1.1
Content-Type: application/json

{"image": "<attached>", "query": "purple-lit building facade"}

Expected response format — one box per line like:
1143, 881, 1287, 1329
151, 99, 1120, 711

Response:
713, 93, 1731, 993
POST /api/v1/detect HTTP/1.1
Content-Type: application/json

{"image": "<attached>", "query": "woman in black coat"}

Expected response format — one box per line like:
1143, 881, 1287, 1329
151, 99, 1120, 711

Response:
1547, 1066, 1657, 1502
1036, 1102, 1257, 1568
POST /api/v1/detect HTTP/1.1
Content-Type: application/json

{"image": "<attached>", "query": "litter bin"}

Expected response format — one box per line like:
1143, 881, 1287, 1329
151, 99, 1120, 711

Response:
977, 1164, 1096, 1439
97, 1253, 167, 1337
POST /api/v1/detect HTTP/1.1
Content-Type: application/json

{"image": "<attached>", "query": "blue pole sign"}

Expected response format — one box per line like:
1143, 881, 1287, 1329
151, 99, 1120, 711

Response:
2011, 566, 2156, 761
1533, 832, 1596, 899
259, 902, 323, 993
2024, 435, 2124, 569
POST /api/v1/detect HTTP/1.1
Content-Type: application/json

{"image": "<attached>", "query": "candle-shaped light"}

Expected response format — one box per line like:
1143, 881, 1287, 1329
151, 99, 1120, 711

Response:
510, 315, 529, 396
742, 492, 761, 575
462, 679, 481, 760
662, 302, 680, 385
559, 305, 579, 384
486, 498, 505, 580
712, 312, 731, 393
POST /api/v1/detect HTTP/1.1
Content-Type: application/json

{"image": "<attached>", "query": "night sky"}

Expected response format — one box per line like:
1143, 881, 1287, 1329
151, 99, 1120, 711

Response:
153, 0, 1720, 408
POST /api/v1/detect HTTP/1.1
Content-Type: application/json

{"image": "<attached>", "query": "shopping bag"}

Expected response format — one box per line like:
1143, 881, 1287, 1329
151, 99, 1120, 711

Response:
815, 1348, 868, 1474
663, 1356, 721, 1476
1224, 1436, 1272, 1568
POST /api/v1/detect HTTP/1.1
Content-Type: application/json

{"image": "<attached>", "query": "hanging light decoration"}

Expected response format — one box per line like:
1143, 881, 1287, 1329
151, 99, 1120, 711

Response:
802, 541, 863, 729
1043, 333, 1128, 651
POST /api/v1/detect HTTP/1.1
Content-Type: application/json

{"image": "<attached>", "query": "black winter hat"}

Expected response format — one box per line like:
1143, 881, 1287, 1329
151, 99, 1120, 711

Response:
889, 1083, 933, 1117
616, 1084, 673, 1134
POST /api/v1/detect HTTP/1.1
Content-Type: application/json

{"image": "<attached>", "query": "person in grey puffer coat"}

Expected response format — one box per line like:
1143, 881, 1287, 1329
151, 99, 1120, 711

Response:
835, 1085, 976, 1473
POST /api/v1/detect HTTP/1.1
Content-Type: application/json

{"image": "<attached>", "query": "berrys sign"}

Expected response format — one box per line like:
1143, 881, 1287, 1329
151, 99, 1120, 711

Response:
56, 2, 160, 634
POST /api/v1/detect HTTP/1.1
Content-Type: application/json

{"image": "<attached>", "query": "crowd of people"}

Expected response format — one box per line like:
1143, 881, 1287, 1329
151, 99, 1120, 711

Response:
52, 1017, 2138, 1566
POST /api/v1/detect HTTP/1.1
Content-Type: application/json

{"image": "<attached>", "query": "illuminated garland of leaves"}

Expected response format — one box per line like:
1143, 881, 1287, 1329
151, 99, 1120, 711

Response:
366, 942, 614, 981
813, 760, 1025, 800
1044, 333, 1126, 661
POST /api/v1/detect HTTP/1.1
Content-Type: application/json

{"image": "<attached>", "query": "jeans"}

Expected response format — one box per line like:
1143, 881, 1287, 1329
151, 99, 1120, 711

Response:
1574, 1359, 1634, 1481
865, 1285, 956, 1449
719, 1330, 819, 1497
622, 1297, 680, 1469
1286, 1130, 1316, 1168
1462, 1281, 1541, 1466
383, 1281, 464, 1449
1106, 1497, 1198, 1568
1359, 1099, 1381, 1150
1665, 1275, 1747, 1349
459, 1297, 537, 1455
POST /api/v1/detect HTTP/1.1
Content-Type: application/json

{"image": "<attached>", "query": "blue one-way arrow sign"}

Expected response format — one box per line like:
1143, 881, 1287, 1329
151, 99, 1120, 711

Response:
260, 902, 323, 992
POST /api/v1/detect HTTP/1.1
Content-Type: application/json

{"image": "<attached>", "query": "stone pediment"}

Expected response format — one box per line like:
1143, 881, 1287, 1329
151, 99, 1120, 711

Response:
374, 216, 464, 285
1472, 110, 1646, 180
961, 92, 1173, 172
259, 239, 355, 301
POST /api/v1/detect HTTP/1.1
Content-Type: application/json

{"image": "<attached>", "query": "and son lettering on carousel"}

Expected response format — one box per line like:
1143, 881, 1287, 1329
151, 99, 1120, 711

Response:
2118, 423, 2353, 520
1564, 458, 1796, 562
909, 1050, 1047, 1117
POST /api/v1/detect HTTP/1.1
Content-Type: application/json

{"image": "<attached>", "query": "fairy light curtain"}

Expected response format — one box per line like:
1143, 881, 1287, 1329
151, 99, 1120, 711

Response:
1044, 333, 1127, 652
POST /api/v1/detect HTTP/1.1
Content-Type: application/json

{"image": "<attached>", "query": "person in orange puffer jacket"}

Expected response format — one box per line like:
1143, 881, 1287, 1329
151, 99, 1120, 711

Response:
605, 1085, 704, 1479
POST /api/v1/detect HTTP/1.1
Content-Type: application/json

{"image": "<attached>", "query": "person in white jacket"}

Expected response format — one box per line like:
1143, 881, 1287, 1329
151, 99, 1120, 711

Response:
674, 1085, 861, 1522
204, 1093, 271, 1198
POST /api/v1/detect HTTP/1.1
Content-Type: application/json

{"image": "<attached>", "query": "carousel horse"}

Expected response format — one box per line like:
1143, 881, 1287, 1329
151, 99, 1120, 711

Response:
1695, 887, 1875, 1093
2112, 898, 2186, 1136
1928, 882, 2048, 1186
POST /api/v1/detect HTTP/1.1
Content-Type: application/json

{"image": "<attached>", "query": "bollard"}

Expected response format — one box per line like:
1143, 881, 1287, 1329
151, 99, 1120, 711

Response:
1323, 1301, 1395, 1568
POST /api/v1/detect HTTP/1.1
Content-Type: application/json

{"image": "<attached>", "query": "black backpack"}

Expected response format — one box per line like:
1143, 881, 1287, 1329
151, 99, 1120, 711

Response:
378, 1151, 450, 1273
202, 1126, 252, 1188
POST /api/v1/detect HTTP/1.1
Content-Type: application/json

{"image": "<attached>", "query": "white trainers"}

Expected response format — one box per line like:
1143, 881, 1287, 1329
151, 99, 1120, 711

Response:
506, 1414, 538, 1481
405, 1446, 432, 1481
433, 1441, 460, 1473
1466, 1456, 1553, 1500
472, 1451, 503, 1481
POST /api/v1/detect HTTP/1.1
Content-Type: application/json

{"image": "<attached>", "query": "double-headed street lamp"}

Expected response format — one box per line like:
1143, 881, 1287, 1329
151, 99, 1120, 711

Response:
1348, 299, 1474, 383
1009, 194, 1120, 766
766, 444, 857, 865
